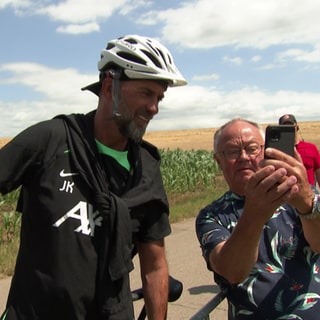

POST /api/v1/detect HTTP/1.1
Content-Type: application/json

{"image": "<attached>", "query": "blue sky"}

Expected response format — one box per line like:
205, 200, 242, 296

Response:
1, 0, 320, 138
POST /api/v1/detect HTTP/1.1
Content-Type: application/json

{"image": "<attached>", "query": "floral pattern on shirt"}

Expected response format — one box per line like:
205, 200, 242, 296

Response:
196, 191, 320, 319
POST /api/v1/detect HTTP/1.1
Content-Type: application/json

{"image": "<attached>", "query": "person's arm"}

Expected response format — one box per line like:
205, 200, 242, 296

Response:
298, 203, 320, 253
312, 144, 320, 189
265, 148, 320, 253
137, 239, 169, 320
315, 167, 320, 189
0, 123, 48, 194
293, 182, 320, 253
209, 164, 298, 284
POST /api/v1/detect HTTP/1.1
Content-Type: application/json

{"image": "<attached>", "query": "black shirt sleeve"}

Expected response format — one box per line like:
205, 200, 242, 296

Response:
131, 200, 171, 243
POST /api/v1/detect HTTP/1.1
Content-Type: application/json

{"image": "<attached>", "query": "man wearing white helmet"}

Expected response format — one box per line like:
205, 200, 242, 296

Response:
0, 35, 187, 320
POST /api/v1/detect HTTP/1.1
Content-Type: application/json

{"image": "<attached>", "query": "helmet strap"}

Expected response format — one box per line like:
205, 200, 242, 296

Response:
108, 69, 122, 118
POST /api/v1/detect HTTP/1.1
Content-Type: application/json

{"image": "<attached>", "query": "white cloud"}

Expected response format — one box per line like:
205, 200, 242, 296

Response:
4, 0, 320, 52
36, 0, 136, 24
223, 56, 243, 65
251, 55, 262, 63
1, 0, 153, 35
257, 63, 285, 70
1, 0, 145, 26
1, 61, 320, 137
1, 0, 320, 138
138, 0, 320, 51
277, 46, 320, 63
148, 85, 320, 131
192, 73, 220, 81
56, 22, 100, 34
0, 62, 96, 103
118, 0, 152, 15
0, 0, 32, 11
0, 62, 98, 137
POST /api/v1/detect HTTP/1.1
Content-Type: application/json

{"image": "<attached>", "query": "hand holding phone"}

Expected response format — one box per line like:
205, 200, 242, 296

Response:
264, 125, 295, 158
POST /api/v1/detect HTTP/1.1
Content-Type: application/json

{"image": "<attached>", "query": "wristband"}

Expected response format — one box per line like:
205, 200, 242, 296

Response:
298, 194, 320, 219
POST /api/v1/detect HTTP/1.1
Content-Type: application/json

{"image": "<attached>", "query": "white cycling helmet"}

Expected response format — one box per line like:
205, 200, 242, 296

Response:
82, 35, 187, 95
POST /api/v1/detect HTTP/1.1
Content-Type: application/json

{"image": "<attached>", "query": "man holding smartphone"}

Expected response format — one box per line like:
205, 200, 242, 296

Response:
196, 117, 320, 319
279, 114, 320, 188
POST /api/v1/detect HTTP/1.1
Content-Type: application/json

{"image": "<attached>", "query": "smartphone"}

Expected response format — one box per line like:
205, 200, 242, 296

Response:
264, 125, 295, 158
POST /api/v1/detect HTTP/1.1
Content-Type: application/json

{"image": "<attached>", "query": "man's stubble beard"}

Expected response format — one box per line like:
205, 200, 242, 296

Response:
115, 102, 147, 143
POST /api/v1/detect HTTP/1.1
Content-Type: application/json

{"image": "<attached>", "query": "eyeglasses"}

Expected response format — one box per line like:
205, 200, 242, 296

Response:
220, 144, 264, 160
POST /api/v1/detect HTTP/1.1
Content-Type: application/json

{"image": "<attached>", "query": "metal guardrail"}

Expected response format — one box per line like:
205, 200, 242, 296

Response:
189, 289, 228, 320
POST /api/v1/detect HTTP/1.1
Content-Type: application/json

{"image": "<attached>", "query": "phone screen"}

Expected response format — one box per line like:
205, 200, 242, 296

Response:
264, 125, 295, 158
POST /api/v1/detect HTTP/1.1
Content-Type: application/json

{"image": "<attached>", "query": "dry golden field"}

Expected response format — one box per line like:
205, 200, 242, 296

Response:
145, 121, 320, 151
1, 121, 320, 150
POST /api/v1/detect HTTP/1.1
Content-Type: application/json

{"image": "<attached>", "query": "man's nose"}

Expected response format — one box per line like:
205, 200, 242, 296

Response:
239, 148, 250, 159
147, 100, 159, 115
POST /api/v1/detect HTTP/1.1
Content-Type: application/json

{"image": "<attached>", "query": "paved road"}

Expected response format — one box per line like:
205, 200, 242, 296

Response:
0, 218, 228, 319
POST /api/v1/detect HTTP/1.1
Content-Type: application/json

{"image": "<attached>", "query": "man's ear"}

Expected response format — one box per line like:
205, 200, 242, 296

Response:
296, 125, 299, 131
214, 154, 222, 170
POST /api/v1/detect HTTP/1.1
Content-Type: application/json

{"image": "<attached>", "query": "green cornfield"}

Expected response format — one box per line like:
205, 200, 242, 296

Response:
0, 148, 225, 277
160, 148, 219, 194
0, 189, 21, 277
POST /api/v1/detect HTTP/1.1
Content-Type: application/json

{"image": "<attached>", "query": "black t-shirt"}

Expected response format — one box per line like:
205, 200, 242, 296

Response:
0, 112, 171, 320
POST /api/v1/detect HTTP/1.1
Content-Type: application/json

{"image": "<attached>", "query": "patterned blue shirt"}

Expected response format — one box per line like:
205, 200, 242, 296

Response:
196, 190, 320, 319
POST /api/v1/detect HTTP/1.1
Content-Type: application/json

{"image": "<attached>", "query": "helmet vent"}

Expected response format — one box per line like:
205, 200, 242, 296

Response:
117, 52, 147, 66
141, 49, 162, 69
106, 43, 115, 50
158, 50, 170, 68
124, 37, 138, 44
